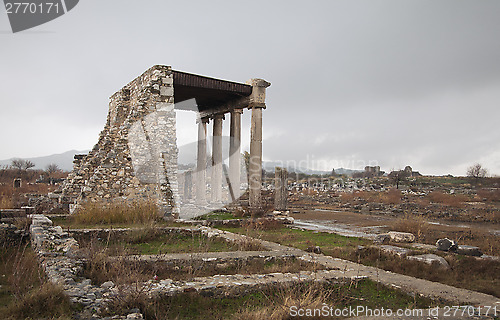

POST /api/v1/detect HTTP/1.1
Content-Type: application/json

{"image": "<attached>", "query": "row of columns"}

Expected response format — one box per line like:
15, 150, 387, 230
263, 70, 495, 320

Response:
195, 106, 263, 209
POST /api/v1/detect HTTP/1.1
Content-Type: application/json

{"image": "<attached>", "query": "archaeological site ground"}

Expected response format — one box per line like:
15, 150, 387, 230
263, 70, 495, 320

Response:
0, 66, 499, 320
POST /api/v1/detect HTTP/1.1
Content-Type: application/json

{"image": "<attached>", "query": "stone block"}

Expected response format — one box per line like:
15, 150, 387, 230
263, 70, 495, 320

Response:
388, 231, 415, 243
407, 254, 449, 269
379, 245, 411, 258
456, 245, 482, 257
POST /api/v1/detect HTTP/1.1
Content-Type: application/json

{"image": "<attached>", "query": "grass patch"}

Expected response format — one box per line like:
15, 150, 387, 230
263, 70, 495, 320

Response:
220, 225, 500, 297
85, 256, 326, 284
104, 279, 438, 319
77, 228, 262, 256
194, 211, 239, 221
220, 225, 370, 255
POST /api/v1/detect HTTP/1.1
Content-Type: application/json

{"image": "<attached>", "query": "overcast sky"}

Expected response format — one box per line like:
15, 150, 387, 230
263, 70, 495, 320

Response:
1, 0, 500, 176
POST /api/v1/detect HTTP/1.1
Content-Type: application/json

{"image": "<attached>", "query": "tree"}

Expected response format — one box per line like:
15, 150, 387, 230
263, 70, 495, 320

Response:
389, 169, 411, 189
467, 163, 488, 180
10, 158, 35, 170
11, 158, 24, 170
46, 163, 61, 176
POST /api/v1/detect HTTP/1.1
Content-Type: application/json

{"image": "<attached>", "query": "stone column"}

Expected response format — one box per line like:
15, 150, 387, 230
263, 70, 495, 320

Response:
229, 108, 243, 200
211, 113, 224, 203
196, 117, 208, 204
274, 167, 288, 211
184, 170, 193, 201
247, 78, 271, 210
249, 106, 263, 209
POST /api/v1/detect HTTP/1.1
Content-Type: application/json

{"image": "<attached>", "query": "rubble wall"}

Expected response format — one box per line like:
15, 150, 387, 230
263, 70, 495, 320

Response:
61, 65, 179, 216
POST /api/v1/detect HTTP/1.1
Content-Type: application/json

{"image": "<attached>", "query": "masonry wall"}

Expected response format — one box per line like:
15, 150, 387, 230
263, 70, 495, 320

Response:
62, 65, 179, 216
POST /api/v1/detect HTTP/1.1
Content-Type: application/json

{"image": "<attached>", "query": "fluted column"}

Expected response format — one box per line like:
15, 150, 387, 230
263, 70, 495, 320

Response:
195, 117, 208, 204
211, 114, 224, 202
229, 108, 243, 201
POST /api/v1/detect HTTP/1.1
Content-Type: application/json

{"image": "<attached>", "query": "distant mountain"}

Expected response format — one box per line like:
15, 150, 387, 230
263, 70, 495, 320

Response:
0, 150, 89, 171
334, 168, 363, 176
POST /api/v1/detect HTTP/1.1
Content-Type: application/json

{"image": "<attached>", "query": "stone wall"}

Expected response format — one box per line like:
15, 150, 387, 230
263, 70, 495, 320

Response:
61, 65, 179, 217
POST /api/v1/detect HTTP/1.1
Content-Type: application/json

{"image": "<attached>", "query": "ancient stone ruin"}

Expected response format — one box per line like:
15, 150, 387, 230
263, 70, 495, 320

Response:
61, 65, 270, 218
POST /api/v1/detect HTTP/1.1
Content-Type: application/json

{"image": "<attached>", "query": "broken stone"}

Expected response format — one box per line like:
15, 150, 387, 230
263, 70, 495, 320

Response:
101, 281, 115, 289
306, 246, 322, 254
379, 245, 411, 258
456, 245, 482, 257
436, 238, 458, 252
373, 234, 390, 244
407, 254, 450, 269
388, 231, 415, 243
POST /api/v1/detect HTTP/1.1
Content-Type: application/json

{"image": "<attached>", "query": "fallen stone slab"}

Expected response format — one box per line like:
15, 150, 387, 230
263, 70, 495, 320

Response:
456, 245, 482, 257
379, 245, 411, 258
410, 243, 436, 251
388, 231, 415, 243
407, 254, 450, 269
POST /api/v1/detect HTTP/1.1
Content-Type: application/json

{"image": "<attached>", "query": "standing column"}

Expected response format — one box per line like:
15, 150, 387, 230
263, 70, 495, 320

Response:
246, 78, 270, 211
196, 117, 207, 204
229, 108, 243, 200
211, 114, 224, 203
274, 167, 288, 211
249, 106, 263, 209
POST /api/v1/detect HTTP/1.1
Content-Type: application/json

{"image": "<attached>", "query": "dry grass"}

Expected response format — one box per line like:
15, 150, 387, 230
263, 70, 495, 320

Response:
477, 188, 500, 202
242, 218, 284, 231
427, 191, 468, 207
0, 240, 72, 319
354, 247, 500, 297
340, 189, 401, 205
73, 199, 161, 225
231, 282, 332, 320
380, 188, 402, 204
2, 282, 72, 320
392, 214, 429, 242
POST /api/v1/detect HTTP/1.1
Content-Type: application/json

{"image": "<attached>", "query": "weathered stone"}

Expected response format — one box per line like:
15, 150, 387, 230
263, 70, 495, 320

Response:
436, 238, 458, 252
373, 233, 390, 244
407, 254, 450, 269
274, 167, 288, 211
379, 245, 411, 257
456, 245, 482, 257
388, 231, 415, 243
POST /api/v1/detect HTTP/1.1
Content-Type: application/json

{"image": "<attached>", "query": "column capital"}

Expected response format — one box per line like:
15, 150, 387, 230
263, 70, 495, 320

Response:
248, 103, 266, 109
231, 108, 244, 114
246, 78, 271, 108
246, 78, 271, 88
212, 113, 225, 120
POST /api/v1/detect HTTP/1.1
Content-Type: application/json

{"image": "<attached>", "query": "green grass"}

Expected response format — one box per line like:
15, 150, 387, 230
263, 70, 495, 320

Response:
220, 225, 370, 254
194, 211, 239, 220
51, 215, 189, 229
78, 230, 261, 255
120, 233, 238, 254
